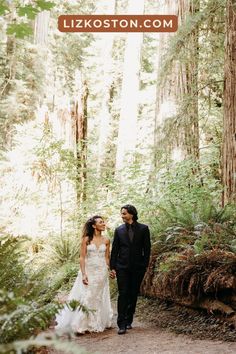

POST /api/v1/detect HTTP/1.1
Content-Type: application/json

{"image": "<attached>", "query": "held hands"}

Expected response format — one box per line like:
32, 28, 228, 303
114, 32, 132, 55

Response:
109, 269, 116, 279
82, 274, 88, 285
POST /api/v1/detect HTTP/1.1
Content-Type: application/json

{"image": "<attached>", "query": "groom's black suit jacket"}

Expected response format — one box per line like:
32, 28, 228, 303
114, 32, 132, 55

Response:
110, 222, 151, 271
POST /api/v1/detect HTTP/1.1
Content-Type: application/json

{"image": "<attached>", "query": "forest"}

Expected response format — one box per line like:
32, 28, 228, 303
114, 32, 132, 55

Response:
0, 0, 236, 353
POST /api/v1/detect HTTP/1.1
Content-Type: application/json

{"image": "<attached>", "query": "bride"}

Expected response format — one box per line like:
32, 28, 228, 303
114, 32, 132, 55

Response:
55, 215, 113, 334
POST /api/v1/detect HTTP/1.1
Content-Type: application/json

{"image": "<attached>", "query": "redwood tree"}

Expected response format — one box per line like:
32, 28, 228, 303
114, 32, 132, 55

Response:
222, 0, 236, 205
73, 72, 89, 204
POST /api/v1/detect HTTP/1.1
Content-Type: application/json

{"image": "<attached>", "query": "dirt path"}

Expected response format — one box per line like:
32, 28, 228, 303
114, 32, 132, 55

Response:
50, 302, 236, 354
70, 319, 236, 354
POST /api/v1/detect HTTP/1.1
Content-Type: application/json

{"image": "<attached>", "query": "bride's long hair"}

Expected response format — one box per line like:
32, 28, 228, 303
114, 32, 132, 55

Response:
82, 215, 103, 244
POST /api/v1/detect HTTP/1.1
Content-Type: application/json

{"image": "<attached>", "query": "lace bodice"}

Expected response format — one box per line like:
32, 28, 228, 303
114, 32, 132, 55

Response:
85, 243, 107, 273
86, 242, 106, 256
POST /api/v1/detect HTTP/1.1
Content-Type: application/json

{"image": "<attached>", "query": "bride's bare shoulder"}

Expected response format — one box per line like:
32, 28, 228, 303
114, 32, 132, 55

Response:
103, 236, 110, 245
81, 236, 89, 245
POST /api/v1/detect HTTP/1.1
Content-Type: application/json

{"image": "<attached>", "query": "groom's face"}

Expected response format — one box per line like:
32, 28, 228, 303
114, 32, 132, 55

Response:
121, 208, 133, 223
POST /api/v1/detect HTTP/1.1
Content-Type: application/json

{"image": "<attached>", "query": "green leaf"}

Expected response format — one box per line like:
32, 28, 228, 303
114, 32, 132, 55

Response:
18, 5, 40, 20
36, 0, 55, 10
7, 23, 33, 39
0, 0, 9, 15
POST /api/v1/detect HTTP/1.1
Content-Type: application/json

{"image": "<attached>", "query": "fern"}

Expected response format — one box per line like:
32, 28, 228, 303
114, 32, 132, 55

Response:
0, 288, 61, 343
0, 234, 63, 344
0, 235, 28, 292
0, 334, 87, 354
41, 233, 80, 266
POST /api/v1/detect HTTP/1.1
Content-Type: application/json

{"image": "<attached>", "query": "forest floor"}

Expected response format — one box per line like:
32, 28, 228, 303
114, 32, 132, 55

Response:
46, 297, 236, 354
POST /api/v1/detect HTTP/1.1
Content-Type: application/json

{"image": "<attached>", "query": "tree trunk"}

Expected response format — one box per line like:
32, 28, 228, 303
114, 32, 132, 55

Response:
97, 0, 116, 176
0, 34, 17, 149
153, 0, 200, 167
0, 1, 17, 98
73, 71, 89, 204
34, 11, 50, 45
222, 0, 236, 205
153, 0, 180, 168
183, 0, 200, 160
115, 0, 145, 173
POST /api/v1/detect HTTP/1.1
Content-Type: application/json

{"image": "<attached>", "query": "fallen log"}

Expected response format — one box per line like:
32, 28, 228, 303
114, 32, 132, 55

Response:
141, 249, 236, 326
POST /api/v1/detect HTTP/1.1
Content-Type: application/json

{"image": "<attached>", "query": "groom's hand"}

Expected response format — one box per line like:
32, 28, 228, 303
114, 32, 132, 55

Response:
109, 269, 116, 279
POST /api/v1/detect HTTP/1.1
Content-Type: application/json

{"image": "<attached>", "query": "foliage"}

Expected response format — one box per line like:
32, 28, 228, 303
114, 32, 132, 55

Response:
159, 0, 225, 87
50, 0, 95, 95
0, 0, 235, 344
144, 197, 236, 308
151, 200, 236, 256
0, 334, 88, 354
153, 0, 225, 180
0, 234, 59, 344
43, 235, 80, 265
0, 235, 27, 292
142, 157, 222, 241
33, 126, 78, 187
0, 290, 60, 343
40, 234, 81, 267
66, 299, 90, 316
0, 0, 55, 38
0, 232, 91, 346
0, 39, 46, 152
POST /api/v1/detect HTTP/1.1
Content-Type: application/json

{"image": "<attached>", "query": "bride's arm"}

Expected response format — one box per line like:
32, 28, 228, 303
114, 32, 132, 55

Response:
105, 238, 111, 269
80, 236, 88, 285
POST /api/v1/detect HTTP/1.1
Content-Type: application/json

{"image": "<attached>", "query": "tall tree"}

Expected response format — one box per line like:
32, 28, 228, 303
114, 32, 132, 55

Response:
0, 1, 55, 151
222, 0, 236, 205
154, 0, 200, 166
153, 0, 179, 167
97, 0, 116, 174
73, 71, 89, 204
34, 10, 50, 45
181, 0, 200, 160
115, 0, 145, 172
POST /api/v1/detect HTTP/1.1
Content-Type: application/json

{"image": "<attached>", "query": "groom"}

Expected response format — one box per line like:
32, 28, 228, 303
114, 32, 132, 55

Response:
110, 204, 151, 334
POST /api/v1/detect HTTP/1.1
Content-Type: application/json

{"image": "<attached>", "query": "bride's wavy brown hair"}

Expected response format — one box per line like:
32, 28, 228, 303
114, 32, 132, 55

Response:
82, 215, 103, 244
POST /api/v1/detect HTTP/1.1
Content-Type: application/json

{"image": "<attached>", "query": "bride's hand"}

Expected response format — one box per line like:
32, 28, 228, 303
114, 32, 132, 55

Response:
109, 269, 116, 279
82, 274, 88, 285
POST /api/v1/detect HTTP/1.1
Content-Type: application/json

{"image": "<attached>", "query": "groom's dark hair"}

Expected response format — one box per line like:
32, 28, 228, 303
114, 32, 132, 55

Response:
121, 204, 138, 221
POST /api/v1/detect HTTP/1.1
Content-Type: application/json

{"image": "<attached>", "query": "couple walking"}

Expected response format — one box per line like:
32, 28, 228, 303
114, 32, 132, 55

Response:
55, 204, 151, 335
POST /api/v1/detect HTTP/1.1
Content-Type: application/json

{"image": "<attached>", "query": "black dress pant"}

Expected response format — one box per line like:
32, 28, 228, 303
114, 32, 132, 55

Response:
116, 268, 145, 329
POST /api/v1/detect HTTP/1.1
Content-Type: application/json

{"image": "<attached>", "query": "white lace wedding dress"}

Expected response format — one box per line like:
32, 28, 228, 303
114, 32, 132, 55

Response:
55, 243, 113, 333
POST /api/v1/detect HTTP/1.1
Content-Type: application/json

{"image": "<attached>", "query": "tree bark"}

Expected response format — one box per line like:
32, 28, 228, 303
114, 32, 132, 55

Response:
0, 34, 16, 148
154, 0, 200, 166
222, 0, 236, 205
73, 71, 89, 204
183, 0, 200, 160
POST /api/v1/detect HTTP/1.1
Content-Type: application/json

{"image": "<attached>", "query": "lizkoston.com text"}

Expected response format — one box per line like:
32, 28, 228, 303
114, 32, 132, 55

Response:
58, 15, 178, 32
